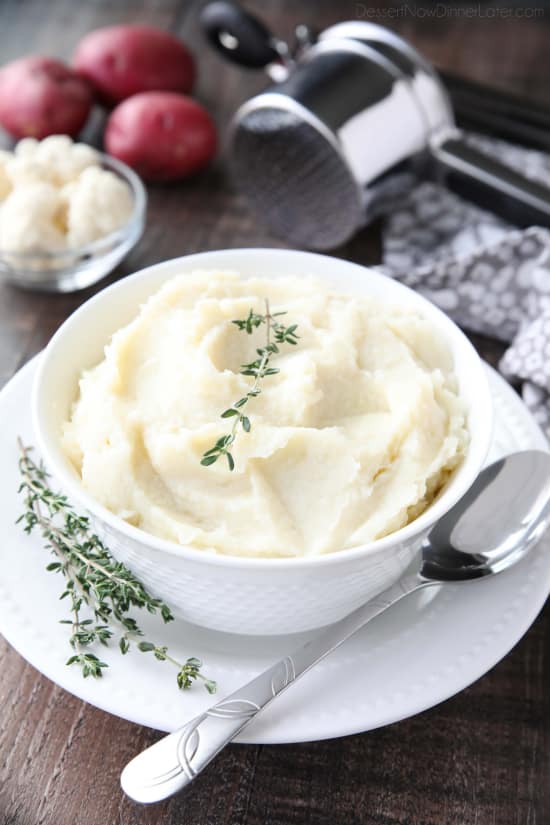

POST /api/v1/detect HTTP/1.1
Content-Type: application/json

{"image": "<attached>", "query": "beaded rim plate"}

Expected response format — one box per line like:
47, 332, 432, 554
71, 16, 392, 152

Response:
0, 356, 548, 744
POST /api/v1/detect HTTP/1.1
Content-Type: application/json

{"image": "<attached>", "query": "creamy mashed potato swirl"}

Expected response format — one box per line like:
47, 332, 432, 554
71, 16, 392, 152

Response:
62, 271, 469, 557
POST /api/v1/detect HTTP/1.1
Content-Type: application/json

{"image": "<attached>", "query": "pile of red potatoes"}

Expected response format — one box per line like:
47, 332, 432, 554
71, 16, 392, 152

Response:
0, 25, 217, 181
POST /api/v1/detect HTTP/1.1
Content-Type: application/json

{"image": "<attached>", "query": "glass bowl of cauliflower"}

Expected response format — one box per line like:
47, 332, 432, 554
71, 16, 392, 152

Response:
0, 135, 146, 292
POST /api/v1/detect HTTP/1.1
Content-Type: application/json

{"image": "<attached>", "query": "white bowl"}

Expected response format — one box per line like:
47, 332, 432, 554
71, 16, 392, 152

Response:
32, 248, 493, 635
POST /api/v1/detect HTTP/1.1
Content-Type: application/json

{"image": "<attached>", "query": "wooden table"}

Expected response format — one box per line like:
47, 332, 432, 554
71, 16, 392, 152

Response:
0, 2, 548, 823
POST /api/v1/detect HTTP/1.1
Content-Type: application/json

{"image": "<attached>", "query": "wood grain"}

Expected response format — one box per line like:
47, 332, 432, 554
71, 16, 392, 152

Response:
0, 1, 548, 823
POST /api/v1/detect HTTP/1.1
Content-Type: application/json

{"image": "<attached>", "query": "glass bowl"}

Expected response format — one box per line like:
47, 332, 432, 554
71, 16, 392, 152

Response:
0, 154, 147, 293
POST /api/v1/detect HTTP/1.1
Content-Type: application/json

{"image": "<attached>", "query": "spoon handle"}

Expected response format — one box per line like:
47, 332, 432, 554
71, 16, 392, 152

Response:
121, 572, 422, 804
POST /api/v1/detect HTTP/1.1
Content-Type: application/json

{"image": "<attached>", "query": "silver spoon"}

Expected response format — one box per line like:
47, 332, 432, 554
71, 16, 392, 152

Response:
121, 451, 550, 804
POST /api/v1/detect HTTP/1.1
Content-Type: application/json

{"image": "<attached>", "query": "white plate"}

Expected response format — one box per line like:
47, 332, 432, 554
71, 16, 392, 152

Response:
0, 356, 548, 744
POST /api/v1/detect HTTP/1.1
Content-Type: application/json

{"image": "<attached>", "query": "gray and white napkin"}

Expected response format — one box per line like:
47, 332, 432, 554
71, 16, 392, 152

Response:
380, 133, 550, 439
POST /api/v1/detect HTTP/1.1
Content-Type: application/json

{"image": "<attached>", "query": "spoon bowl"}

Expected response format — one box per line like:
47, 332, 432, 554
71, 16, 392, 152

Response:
421, 451, 550, 581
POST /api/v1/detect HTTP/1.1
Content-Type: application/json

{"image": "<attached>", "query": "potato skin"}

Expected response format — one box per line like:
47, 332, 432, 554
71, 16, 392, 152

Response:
73, 25, 195, 106
105, 92, 217, 182
0, 56, 93, 139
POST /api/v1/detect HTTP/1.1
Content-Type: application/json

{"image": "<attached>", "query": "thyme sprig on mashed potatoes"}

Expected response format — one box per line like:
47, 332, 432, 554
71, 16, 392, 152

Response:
17, 440, 216, 694
201, 301, 300, 471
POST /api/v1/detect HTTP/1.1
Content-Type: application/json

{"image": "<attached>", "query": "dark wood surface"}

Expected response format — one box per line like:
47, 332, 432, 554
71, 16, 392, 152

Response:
0, 1, 548, 823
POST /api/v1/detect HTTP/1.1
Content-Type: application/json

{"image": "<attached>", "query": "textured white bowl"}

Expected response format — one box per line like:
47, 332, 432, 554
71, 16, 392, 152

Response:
32, 248, 493, 635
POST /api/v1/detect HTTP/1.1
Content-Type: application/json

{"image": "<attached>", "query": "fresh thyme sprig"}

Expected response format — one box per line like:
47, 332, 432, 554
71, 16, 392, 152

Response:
201, 300, 299, 470
16, 440, 216, 694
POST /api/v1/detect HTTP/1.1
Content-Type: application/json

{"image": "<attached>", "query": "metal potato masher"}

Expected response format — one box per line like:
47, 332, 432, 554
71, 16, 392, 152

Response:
201, 1, 550, 249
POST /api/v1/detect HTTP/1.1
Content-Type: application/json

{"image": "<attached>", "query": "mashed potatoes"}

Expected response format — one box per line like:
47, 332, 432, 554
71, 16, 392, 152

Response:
62, 271, 469, 557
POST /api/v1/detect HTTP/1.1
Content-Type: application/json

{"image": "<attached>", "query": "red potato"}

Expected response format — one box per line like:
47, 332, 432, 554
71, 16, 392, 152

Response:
105, 92, 217, 182
0, 56, 92, 139
73, 25, 195, 106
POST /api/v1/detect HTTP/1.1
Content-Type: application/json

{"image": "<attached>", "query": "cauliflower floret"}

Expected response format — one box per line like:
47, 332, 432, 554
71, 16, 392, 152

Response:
5, 155, 58, 188
0, 149, 12, 200
34, 134, 73, 165
7, 136, 101, 189
63, 166, 133, 247
0, 181, 66, 252
63, 142, 101, 180
14, 137, 40, 159
34, 135, 100, 184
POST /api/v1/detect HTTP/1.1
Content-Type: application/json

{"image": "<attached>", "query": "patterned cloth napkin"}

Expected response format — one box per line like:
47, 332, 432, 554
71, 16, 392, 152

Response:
380, 133, 550, 440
